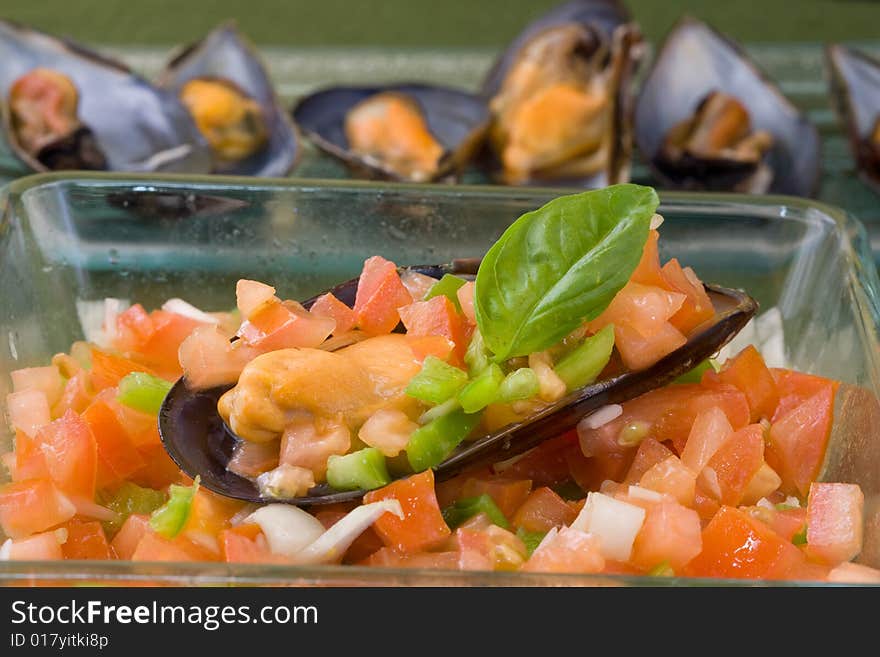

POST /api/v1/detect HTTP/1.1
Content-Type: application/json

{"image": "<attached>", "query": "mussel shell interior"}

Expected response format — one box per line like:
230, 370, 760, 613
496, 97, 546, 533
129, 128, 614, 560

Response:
826, 45, 880, 187
292, 83, 490, 180
480, 0, 634, 98
635, 17, 820, 196
0, 20, 211, 174
159, 23, 300, 177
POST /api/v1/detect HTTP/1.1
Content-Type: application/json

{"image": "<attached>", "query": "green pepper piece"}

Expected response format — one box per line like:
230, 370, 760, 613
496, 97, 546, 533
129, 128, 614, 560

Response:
117, 371, 173, 415
465, 330, 491, 376
442, 494, 509, 529
149, 477, 200, 539
497, 367, 540, 403
406, 409, 482, 472
516, 527, 547, 557
326, 448, 392, 492
458, 363, 505, 413
98, 482, 167, 537
405, 356, 469, 405
424, 274, 467, 311
554, 324, 615, 391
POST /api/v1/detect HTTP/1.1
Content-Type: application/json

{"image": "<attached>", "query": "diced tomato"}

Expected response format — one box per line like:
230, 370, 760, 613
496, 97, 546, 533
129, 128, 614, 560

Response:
704, 346, 779, 422
661, 259, 714, 335
399, 270, 436, 303
630, 230, 666, 288
114, 304, 155, 353
522, 527, 605, 574
236, 279, 276, 319
748, 505, 806, 543
353, 256, 412, 335
131, 530, 218, 562
34, 410, 97, 499
494, 433, 575, 487
178, 325, 259, 390
512, 487, 576, 532
309, 293, 356, 335
399, 296, 468, 364
451, 525, 527, 571
362, 547, 461, 570
237, 300, 335, 351
14, 430, 49, 482
132, 310, 203, 378
771, 369, 840, 422
129, 444, 184, 490
623, 438, 675, 484
0, 479, 75, 539
227, 440, 279, 478
405, 335, 456, 362
61, 519, 112, 560
183, 488, 245, 537
639, 456, 696, 506
109, 514, 151, 560
692, 484, 721, 524
220, 525, 287, 564
699, 424, 765, 506
565, 443, 632, 493
11, 365, 65, 408
6, 389, 51, 438
5, 531, 64, 561
766, 384, 834, 497
684, 506, 805, 580
81, 394, 147, 489
631, 500, 702, 572
363, 470, 450, 553
90, 348, 159, 392
54, 371, 94, 417
459, 476, 532, 519
456, 281, 476, 325
679, 406, 734, 473
806, 482, 864, 566
665, 385, 750, 454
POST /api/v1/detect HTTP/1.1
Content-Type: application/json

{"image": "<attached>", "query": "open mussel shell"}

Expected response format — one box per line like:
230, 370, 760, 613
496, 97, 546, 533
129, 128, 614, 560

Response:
0, 19, 211, 174
635, 16, 820, 196
292, 83, 491, 182
479, 0, 644, 187
159, 261, 756, 506
158, 22, 300, 177
826, 45, 880, 193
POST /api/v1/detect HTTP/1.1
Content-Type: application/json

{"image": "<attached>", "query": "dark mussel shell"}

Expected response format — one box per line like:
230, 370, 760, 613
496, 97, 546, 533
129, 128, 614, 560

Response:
158, 22, 300, 177
635, 16, 820, 196
0, 19, 211, 174
826, 44, 880, 193
479, 0, 644, 186
159, 261, 756, 506
292, 83, 491, 182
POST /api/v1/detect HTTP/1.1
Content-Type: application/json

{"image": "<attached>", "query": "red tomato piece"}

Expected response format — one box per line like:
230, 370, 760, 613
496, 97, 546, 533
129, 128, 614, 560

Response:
113, 304, 155, 353
61, 519, 112, 560
622, 437, 675, 484
512, 487, 577, 533
353, 256, 412, 335
81, 394, 147, 489
363, 470, 451, 553
309, 293, 356, 335
89, 348, 159, 392
236, 279, 276, 319
131, 530, 217, 562
54, 371, 94, 417
5, 531, 64, 561
0, 479, 75, 539
630, 230, 666, 288
237, 300, 335, 351
134, 310, 203, 378
399, 296, 468, 364
661, 258, 714, 335
13, 430, 49, 482
639, 456, 697, 507
495, 432, 575, 487
110, 514, 151, 560
771, 369, 840, 422
806, 482, 864, 566
456, 281, 476, 325
631, 500, 703, 572
766, 384, 834, 497
522, 527, 605, 574
704, 345, 779, 422
700, 424, 765, 507
220, 525, 286, 564
666, 384, 750, 454
362, 547, 461, 570
6, 389, 51, 438
34, 409, 97, 499
684, 506, 805, 580
10, 365, 65, 408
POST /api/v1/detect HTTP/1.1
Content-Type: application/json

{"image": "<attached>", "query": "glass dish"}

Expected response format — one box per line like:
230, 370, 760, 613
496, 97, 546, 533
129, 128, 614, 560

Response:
1, 172, 879, 586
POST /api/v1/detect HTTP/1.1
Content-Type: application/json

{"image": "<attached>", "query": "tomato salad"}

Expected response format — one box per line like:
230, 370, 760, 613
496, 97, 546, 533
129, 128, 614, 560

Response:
0, 184, 875, 583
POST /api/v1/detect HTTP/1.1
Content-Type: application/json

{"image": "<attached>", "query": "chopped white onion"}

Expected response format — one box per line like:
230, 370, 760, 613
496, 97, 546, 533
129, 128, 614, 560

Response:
53, 528, 68, 545
245, 504, 326, 558
571, 492, 645, 562
0, 539, 11, 560
579, 404, 623, 431
649, 213, 665, 230
628, 485, 664, 502
756, 497, 775, 511
76, 298, 128, 347
293, 500, 403, 565
783, 495, 801, 509
162, 298, 220, 325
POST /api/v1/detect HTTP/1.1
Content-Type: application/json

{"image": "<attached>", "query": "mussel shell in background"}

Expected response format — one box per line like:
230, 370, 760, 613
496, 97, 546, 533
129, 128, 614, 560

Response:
0, 19, 211, 174
635, 16, 821, 197
292, 83, 491, 182
479, 0, 644, 187
158, 22, 300, 177
826, 44, 880, 194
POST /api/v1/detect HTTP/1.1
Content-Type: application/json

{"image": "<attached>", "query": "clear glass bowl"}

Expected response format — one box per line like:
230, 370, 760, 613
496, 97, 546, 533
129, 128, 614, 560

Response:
1, 172, 879, 586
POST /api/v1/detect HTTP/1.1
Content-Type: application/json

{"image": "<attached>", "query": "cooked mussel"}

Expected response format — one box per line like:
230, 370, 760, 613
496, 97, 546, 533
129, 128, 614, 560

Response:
826, 44, 880, 193
480, 0, 644, 186
158, 261, 756, 506
292, 83, 490, 182
635, 16, 820, 195
0, 19, 211, 174
158, 23, 300, 177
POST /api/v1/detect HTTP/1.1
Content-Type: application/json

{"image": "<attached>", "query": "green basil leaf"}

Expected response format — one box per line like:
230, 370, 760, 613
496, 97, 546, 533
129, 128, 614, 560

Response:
474, 184, 658, 361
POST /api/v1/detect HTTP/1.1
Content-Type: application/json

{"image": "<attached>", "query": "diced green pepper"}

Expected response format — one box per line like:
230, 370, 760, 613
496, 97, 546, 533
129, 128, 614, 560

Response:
458, 363, 505, 413
117, 371, 173, 415
424, 274, 467, 311
442, 494, 509, 529
405, 356, 469, 405
464, 330, 490, 376
516, 527, 547, 557
497, 367, 540, 403
554, 324, 615, 391
418, 398, 461, 424
792, 526, 808, 546
149, 477, 200, 539
326, 448, 392, 492
98, 482, 167, 537
406, 409, 482, 472
673, 359, 714, 384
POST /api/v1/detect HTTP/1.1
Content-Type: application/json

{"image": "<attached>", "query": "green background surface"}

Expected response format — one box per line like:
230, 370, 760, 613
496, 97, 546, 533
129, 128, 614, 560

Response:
2, 0, 878, 46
